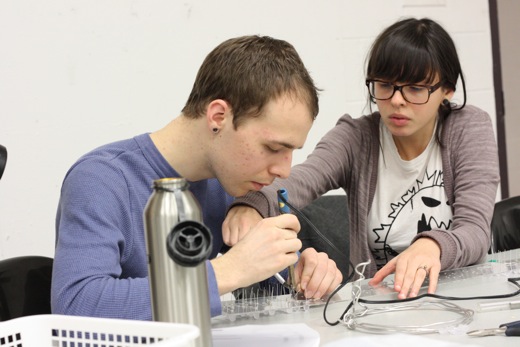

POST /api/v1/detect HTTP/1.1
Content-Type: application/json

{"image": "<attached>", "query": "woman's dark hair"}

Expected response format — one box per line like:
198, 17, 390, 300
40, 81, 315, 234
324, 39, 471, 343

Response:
366, 18, 467, 145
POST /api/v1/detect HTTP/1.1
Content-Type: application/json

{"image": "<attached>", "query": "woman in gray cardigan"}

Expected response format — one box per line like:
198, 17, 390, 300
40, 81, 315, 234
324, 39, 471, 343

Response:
223, 18, 500, 300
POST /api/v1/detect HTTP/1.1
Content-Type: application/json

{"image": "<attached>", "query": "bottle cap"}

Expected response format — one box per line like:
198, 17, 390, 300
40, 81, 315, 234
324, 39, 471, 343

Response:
166, 220, 213, 267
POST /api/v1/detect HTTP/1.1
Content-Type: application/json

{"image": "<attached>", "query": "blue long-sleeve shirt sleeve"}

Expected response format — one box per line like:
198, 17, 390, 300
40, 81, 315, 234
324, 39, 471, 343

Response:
51, 134, 231, 319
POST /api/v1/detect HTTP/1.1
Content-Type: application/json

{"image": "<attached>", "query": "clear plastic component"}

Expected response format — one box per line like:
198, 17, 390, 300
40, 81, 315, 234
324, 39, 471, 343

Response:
219, 285, 341, 322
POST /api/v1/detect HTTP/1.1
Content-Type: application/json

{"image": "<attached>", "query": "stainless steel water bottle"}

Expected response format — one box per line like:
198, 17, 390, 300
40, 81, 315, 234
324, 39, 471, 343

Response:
144, 177, 213, 347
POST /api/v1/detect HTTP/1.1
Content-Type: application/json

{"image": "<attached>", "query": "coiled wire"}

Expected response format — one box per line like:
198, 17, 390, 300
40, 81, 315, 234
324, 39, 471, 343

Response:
339, 261, 474, 334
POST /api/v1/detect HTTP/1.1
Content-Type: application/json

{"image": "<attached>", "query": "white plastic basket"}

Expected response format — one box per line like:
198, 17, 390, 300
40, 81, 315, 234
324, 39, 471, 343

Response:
0, 314, 199, 347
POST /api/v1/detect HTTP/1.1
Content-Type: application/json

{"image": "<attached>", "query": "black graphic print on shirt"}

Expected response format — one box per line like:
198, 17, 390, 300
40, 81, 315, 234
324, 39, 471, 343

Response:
371, 169, 452, 269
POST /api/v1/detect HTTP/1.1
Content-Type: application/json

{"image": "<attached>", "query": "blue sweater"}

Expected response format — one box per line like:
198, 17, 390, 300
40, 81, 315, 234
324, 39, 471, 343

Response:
51, 133, 234, 319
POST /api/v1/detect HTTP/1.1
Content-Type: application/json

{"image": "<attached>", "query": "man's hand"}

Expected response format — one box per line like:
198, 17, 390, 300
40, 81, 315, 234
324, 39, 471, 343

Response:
212, 214, 301, 294
295, 248, 343, 299
222, 205, 263, 246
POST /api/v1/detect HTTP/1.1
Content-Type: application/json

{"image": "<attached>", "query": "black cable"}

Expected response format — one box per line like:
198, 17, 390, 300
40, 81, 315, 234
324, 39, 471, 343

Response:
276, 191, 352, 275
322, 281, 349, 326
358, 277, 520, 305
332, 277, 520, 326
276, 192, 358, 325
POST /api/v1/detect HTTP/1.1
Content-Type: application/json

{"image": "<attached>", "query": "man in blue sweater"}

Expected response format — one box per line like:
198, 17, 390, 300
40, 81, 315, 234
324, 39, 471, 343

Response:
51, 35, 343, 320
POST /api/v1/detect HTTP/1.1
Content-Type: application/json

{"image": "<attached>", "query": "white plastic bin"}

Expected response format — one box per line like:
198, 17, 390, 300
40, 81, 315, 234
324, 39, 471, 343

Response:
0, 314, 199, 347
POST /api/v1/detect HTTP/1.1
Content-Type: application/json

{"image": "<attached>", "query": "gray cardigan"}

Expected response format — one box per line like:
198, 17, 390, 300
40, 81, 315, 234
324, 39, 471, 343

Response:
233, 105, 500, 277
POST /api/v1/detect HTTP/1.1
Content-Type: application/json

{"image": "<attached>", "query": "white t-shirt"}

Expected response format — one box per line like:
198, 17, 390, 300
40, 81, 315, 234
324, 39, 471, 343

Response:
368, 121, 453, 269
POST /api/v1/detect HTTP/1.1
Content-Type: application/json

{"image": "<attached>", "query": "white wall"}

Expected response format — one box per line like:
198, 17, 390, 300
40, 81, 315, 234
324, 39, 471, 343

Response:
0, 0, 496, 259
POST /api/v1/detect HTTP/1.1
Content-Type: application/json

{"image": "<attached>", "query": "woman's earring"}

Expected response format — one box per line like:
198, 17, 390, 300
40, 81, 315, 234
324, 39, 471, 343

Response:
212, 128, 219, 134
440, 98, 453, 117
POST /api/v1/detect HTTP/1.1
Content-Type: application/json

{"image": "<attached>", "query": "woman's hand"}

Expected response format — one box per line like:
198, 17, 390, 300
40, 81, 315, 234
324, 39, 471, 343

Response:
222, 205, 263, 246
368, 238, 441, 299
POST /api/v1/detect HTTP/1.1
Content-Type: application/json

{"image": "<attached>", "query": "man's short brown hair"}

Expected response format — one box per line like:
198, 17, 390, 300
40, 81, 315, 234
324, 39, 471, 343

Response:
182, 35, 319, 128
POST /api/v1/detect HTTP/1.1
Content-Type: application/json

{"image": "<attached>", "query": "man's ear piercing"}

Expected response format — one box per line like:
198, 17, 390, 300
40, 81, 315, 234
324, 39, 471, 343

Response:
212, 128, 219, 134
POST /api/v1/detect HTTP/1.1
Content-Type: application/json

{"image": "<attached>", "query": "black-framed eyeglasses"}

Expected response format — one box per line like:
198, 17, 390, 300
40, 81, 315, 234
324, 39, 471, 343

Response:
366, 79, 443, 105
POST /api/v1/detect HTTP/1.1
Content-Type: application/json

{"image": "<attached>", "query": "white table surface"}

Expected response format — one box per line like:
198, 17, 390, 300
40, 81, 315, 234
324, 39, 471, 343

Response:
212, 260, 520, 346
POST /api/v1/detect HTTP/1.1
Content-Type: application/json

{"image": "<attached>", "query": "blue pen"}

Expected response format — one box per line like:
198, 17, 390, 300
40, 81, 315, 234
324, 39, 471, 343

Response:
277, 188, 296, 293
278, 188, 291, 214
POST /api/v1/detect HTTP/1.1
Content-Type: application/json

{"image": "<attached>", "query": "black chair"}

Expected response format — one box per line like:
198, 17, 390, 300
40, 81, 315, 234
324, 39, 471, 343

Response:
490, 195, 520, 253
297, 195, 350, 279
0, 144, 7, 180
0, 256, 53, 321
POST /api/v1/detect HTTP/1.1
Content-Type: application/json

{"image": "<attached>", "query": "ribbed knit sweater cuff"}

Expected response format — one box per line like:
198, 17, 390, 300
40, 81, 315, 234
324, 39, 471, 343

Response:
226, 192, 271, 218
